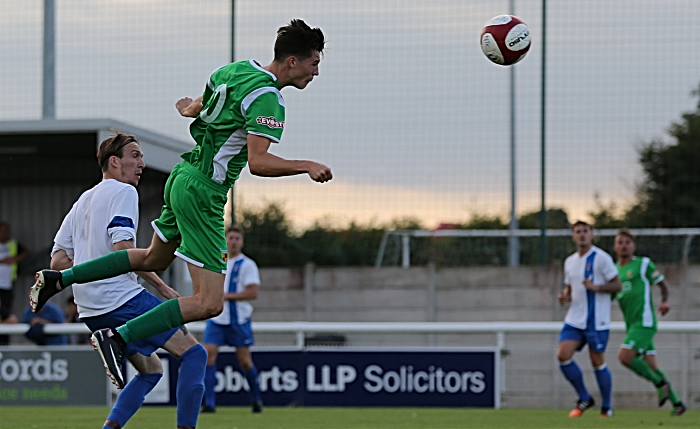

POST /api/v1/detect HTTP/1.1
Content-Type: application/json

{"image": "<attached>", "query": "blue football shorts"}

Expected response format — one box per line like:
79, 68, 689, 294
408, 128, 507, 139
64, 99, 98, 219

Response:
558, 323, 609, 353
203, 319, 254, 348
82, 290, 180, 358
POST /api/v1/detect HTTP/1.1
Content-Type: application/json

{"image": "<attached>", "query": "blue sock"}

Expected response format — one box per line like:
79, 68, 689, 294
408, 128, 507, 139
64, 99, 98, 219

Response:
177, 344, 207, 428
105, 372, 162, 428
203, 364, 218, 409
560, 360, 591, 401
244, 365, 261, 403
595, 364, 613, 409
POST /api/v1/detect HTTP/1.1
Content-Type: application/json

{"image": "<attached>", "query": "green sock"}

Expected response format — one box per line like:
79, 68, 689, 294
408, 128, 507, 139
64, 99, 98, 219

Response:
655, 368, 682, 405
629, 356, 663, 385
116, 298, 184, 344
60, 250, 131, 286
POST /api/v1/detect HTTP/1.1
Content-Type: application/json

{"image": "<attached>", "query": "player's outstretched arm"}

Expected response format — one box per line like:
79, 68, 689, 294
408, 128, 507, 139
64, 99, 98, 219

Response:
176, 96, 204, 118
247, 134, 332, 182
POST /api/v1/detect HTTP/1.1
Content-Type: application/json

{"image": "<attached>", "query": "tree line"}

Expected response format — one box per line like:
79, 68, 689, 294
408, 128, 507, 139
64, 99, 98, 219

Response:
237, 85, 700, 267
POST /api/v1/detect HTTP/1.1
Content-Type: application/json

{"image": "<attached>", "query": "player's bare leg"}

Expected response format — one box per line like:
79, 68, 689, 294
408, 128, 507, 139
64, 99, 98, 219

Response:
204, 343, 219, 366
177, 264, 225, 321
31, 233, 178, 313
236, 347, 254, 371
588, 349, 605, 368
556, 340, 578, 363
125, 232, 179, 272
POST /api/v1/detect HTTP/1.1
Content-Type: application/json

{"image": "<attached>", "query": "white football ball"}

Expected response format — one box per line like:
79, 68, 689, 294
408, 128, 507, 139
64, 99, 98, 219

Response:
480, 15, 531, 66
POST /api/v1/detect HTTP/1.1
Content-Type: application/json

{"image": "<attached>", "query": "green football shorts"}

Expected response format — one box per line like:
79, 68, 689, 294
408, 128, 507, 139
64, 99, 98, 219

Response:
621, 325, 657, 355
152, 162, 229, 273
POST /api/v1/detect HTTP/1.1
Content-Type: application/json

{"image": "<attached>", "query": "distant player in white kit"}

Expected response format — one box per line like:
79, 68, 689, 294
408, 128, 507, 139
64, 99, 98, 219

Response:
201, 225, 262, 413
557, 221, 621, 418
50, 132, 207, 429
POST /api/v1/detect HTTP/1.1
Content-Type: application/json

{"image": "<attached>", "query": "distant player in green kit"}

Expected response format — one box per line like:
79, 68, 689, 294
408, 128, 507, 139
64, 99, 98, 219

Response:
613, 229, 686, 416
30, 19, 331, 390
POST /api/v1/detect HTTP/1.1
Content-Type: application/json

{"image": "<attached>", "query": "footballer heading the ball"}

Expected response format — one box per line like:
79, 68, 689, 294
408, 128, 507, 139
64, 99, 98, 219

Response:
480, 15, 531, 66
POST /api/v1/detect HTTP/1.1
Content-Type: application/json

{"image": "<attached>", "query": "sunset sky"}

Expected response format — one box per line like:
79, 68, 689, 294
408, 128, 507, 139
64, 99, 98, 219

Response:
2, 0, 699, 228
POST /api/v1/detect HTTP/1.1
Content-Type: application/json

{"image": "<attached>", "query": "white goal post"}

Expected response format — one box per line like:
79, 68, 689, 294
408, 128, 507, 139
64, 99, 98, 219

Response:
375, 228, 700, 267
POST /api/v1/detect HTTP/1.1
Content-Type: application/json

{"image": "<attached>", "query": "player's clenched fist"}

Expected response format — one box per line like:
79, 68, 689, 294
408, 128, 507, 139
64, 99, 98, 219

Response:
308, 162, 332, 183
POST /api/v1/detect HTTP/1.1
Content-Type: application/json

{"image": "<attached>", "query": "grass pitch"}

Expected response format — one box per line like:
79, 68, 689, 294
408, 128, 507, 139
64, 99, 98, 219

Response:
0, 406, 696, 429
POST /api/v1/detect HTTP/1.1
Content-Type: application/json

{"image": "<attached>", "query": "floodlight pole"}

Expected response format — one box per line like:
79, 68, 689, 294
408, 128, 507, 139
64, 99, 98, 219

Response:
229, 0, 236, 226
42, 0, 55, 119
508, 0, 519, 267
539, 0, 547, 265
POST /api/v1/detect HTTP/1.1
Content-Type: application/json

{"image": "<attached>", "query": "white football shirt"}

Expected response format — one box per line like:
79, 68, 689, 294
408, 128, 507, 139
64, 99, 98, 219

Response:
52, 179, 144, 318
210, 254, 260, 325
563, 245, 619, 331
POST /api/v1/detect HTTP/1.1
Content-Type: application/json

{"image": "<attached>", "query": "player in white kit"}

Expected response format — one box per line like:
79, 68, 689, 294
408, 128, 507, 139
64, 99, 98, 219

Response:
557, 221, 621, 418
49, 133, 207, 429
201, 226, 262, 413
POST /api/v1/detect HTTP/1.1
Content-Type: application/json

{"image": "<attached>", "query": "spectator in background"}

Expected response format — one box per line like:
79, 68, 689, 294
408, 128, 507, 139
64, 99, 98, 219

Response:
0, 221, 30, 344
65, 296, 90, 345
0, 296, 18, 326
23, 301, 68, 345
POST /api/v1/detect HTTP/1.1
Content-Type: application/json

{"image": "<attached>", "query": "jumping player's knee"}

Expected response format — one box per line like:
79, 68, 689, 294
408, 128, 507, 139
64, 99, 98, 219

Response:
202, 302, 224, 319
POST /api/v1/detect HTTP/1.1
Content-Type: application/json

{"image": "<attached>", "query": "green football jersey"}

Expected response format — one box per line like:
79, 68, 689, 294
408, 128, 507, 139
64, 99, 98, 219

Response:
615, 256, 664, 329
182, 60, 285, 189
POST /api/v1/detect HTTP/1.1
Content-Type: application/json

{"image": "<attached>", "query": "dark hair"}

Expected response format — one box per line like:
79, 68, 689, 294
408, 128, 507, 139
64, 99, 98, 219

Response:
571, 220, 592, 230
274, 19, 325, 62
616, 228, 636, 242
226, 225, 244, 238
97, 132, 138, 172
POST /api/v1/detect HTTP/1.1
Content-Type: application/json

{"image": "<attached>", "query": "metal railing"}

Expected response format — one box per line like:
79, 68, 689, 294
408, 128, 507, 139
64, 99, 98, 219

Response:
4, 320, 700, 345
3, 321, 699, 407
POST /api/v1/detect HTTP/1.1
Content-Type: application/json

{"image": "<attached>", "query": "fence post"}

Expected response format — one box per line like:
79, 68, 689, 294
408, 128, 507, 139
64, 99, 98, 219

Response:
496, 331, 505, 409
305, 262, 315, 322
296, 331, 305, 349
375, 231, 390, 267
427, 263, 437, 346
401, 234, 410, 268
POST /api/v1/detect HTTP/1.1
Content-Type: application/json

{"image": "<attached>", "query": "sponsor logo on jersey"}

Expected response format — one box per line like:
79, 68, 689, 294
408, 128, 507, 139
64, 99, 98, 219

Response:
256, 116, 284, 129
626, 271, 633, 278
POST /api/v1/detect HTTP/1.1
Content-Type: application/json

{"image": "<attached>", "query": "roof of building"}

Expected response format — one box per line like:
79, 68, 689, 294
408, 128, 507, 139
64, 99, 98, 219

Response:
0, 119, 193, 174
